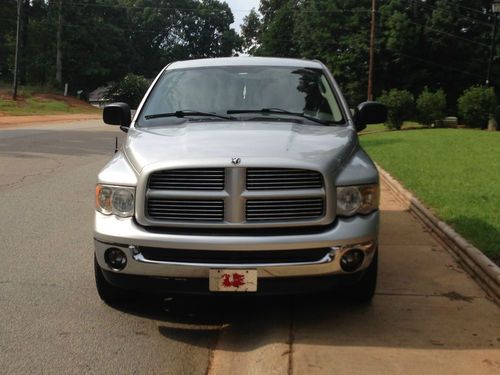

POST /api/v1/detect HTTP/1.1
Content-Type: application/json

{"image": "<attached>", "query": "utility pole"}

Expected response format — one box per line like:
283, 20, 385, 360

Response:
12, 0, 22, 100
367, 0, 376, 101
486, 1, 500, 86
56, 0, 63, 86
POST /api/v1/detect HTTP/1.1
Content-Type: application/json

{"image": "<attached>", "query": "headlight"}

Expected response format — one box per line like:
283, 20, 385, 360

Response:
337, 184, 379, 216
96, 184, 135, 217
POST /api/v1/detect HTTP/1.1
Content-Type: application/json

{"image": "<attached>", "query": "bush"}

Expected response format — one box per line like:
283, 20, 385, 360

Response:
416, 87, 446, 126
457, 86, 497, 129
377, 89, 414, 130
105, 74, 150, 109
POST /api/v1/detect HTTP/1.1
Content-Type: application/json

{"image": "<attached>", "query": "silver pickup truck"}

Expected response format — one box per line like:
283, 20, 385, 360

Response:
94, 57, 387, 304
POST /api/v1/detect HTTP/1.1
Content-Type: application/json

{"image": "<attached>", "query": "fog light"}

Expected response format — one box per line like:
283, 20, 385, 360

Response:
340, 249, 365, 272
105, 248, 127, 271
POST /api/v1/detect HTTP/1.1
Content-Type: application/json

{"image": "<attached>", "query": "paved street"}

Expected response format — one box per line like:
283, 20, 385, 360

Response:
0, 120, 499, 375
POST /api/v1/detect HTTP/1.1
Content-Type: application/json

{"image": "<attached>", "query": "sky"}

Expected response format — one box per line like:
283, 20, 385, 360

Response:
225, 0, 261, 32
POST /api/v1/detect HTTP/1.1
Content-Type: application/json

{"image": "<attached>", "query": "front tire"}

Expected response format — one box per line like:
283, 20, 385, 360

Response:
344, 249, 378, 303
94, 255, 132, 305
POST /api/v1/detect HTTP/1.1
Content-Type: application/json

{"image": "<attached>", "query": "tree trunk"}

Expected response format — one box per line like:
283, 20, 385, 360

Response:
55, 0, 62, 85
20, 0, 29, 85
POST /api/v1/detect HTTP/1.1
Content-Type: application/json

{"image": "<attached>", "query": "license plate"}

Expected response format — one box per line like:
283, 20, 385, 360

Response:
209, 269, 257, 292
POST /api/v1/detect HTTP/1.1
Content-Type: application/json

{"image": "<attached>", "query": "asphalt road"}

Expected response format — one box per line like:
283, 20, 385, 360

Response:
0, 120, 499, 375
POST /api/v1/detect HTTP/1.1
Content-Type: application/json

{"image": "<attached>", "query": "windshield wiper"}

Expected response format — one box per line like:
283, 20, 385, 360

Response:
145, 110, 237, 121
227, 108, 331, 125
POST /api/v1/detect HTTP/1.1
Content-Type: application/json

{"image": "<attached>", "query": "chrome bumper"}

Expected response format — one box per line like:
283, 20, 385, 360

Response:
94, 211, 379, 279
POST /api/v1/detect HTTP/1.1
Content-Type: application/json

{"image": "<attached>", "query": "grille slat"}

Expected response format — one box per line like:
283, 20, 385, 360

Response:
147, 198, 224, 222
247, 168, 322, 190
246, 198, 324, 222
149, 168, 225, 190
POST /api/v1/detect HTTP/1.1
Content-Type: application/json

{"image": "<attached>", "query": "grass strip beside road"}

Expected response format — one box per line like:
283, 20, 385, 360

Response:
360, 129, 500, 261
0, 87, 99, 116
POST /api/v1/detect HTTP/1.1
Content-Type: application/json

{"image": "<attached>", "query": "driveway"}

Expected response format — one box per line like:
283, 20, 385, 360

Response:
0, 120, 498, 374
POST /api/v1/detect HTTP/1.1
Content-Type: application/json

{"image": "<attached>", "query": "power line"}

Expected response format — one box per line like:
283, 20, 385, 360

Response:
441, 0, 491, 17
0, 11, 488, 50
398, 52, 484, 78
407, 19, 490, 48
405, 0, 494, 29
59, 1, 372, 14
403, 0, 492, 19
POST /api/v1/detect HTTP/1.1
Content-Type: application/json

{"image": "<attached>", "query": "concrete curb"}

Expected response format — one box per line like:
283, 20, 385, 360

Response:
378, 165, 500, 305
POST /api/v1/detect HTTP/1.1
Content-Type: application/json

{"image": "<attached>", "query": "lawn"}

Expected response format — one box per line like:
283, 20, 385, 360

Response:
360, 121, 426, 134
360, 128, 500, 261
0, 86, 99, 116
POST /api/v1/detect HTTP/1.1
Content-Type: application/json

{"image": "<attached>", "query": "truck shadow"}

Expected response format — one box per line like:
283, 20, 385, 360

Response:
110, 208, 500, 352
113, 284, 498, 352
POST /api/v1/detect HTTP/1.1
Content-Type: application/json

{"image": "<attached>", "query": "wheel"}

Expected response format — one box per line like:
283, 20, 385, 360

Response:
94, 254, 131, 305
344, 249, 378, 303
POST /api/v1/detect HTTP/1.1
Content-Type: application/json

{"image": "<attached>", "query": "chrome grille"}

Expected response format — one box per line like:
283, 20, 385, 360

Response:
148, 168, 224, 190
246, 168, 322, 190
246, 198, 324, 222
142, 167, 328, 226
147, 199, 224, 221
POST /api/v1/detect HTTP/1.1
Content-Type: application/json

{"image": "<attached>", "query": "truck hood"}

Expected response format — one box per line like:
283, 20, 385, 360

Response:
123, 121, 357, 172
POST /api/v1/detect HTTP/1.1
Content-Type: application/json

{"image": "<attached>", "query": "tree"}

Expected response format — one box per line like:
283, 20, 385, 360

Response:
416, 88, 447, 126
378, 89, 415, 130
178, 0, 242, 59
106, 73, 150, 108
377, 0, 496, 106
458, 86, 497, 128
294, 0, 371, 105
0, 0, 241, 93
241, 9, 261, 55
258, 0, 299, 57
2, 0, 498, 107
0, 1, 17, 83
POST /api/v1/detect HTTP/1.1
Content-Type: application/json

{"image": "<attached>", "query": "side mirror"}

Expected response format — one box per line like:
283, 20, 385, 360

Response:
354, 101, 387, 132
103, 102, 131, 132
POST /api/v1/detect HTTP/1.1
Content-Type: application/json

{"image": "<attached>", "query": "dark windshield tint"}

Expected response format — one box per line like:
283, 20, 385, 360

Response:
139, 66, 344, 125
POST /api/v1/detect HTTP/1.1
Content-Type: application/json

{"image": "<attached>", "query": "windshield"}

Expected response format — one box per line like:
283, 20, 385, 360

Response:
138, 66, 345, 126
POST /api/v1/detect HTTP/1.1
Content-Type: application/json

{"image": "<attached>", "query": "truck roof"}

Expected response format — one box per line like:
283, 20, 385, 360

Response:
167, 56, 324, 70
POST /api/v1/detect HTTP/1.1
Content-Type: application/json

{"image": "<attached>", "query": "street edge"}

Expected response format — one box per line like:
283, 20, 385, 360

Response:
377, 165, 500, 305
0, 113, 101, 129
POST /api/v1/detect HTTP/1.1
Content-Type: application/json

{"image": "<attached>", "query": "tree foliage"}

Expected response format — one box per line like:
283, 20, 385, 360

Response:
458, 86, 497, 128
240, 0, 499, 108
416, 88, 447, 126
0, 0, 241, 93
3, 0, 500, 111
241, 9, 261, 55
105, 74, 150, 109
0, 0, 17, 83
378, 89, 415, 130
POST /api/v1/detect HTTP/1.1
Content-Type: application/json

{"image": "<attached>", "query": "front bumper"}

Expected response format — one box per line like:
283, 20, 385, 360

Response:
94, 211, 379, 282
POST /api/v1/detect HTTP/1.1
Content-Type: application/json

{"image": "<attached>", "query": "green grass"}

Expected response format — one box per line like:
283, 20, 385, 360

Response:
360, 128, 500, 260
0, 97, 70, 115
0, 85, 99, 116
360, 121, 426, 135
